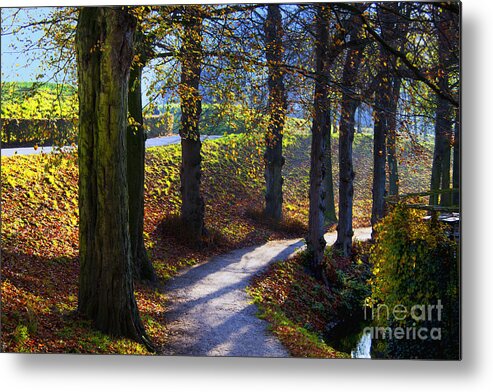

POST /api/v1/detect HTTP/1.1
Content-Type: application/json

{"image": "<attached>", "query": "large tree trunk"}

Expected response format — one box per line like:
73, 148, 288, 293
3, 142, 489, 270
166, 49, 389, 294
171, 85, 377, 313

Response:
127, 53, 156, 282
263, 4, 286, 223
306, 5, 331, 280
313, 5, 336, 226
387, 77, 401, 197
430, 8, 456, 207
334, 48, 362, 257
76, 7, 152, 349
307, 117, 328, 281
179, 8, 205, 243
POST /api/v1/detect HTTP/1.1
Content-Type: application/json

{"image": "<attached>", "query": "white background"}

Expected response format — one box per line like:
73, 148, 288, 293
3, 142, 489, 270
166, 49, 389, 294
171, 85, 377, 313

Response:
1, 0, 491, 391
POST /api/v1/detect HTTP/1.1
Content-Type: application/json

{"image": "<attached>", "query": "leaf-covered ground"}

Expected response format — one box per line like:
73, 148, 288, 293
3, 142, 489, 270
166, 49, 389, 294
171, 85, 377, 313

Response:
1, 132, 432, 354
247, 242, 373, 358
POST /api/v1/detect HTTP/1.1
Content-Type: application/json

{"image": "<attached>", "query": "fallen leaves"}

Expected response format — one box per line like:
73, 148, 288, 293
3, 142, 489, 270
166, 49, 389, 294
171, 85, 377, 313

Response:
1, 132, 432, 354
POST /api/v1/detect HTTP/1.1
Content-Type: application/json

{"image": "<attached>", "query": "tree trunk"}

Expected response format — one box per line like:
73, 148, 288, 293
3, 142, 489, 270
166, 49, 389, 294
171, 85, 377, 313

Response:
306, 5, 333, 280
452, 108, 460, 206
430, 83, 453, 206
127, 55, 156, 282
371, 4, 403, 229
307, 115, 328, 281
356, 107, 362, 134
312, 5, 337, 226
387, 77, 401, 196
334, 47, 362, 257
430, 9, 456, 207
263, 4, 286, 224
440, 118, 453, 207
76, 7, 152, 349
323, 102, 337, 225
371, 73, 389, 229
179, 8, 205, 243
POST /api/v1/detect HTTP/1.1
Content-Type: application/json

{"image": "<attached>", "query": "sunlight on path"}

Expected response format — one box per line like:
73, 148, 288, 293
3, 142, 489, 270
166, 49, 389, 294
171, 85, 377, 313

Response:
162, 227, 372, 357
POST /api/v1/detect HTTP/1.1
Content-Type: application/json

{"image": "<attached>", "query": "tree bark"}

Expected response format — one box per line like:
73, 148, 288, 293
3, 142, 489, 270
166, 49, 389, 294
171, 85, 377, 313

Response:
263, 4, 286, 224
368, 3, 411, 232
387, 77, 401, 196
430, 9, 456, 207
76, 7, 152, 349
439, 114, 453, 207
179, 7, 205, 243
430, 93, 452, 206
311, 5, 337, 226
334, 47, 363, 257
452, 108, 460, 206
371, 73, 389, 229
307, 111, 328, 281
323, 101, 337, 225
306, 4, 337, 279
371, 4, 403, 228
127, 43, 156, 282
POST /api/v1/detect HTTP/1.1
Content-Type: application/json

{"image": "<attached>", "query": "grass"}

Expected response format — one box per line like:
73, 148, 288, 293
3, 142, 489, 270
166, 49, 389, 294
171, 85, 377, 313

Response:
1, 130, 432, 354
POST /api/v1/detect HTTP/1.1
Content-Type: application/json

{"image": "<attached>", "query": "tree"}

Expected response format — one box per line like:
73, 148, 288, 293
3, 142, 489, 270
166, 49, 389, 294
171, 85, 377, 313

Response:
371, 3, 402, 229
307, 3, 369, 264
371, 73, 389, 229
387, 77, 401, 196
263, 4, 287, 224
306, 4, 333, 281
334, 25, 364, 258
385, 3, 411, 198
452, 108, 460, 206
127, 27, 157, 282
429, 8, 458, 207
322, 100, 337, 225
178, 6, 206, 243
76, 7, 152, 349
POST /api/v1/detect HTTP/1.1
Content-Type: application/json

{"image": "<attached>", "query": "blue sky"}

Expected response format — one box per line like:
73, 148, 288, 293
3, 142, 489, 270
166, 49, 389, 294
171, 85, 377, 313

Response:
1, 7, 52, 82
1, 7, 160, 105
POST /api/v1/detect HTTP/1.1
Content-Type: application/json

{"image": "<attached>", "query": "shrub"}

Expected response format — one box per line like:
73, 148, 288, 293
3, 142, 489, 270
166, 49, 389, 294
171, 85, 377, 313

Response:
368, 205, 459, 359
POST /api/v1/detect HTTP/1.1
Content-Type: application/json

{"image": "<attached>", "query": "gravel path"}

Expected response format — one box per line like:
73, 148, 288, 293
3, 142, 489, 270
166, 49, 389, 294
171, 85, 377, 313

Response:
162, 227, 372, 357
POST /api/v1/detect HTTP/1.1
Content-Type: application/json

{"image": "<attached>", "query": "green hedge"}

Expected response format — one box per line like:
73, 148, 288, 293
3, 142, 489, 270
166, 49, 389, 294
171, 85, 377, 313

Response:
1, 115, 175, 148
1, 118, 78, 148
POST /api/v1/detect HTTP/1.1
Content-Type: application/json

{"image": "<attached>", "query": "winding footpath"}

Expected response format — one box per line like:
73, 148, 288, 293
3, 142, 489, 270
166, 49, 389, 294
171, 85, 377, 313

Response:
162, 227, 372, 357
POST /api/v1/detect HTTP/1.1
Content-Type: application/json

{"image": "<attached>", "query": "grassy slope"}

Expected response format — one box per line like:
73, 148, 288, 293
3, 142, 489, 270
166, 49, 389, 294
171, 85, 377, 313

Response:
0, 132, 432, 354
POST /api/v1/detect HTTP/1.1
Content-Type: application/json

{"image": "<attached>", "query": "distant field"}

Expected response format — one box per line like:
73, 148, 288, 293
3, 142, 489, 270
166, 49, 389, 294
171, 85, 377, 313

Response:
0, 81, 310, 141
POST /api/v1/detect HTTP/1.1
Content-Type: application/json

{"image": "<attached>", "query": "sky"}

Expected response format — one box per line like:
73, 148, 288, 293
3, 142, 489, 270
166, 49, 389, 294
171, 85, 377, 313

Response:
1, 7, 53, 82
1, 6, 159, 105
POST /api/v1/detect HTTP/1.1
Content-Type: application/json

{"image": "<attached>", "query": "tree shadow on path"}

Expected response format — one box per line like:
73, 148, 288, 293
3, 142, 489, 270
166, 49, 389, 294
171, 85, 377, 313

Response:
162, 238, 305, 357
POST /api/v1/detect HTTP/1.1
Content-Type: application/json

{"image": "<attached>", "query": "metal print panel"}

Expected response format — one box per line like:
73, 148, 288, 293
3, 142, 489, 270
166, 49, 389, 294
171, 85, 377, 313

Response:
0, 2, 461, 359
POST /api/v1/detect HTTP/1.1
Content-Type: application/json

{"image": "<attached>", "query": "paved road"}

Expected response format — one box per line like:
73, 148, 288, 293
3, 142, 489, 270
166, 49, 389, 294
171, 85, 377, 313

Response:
0, 135, 222, 158
162, 227, 372, 357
